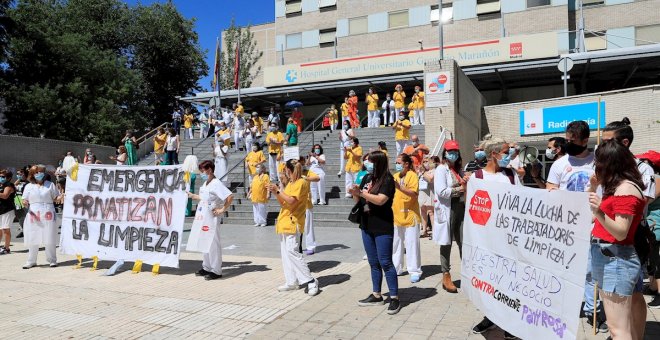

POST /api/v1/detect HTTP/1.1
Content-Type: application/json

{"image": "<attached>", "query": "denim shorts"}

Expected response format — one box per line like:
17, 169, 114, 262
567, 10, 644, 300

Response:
590, 242, 643, 296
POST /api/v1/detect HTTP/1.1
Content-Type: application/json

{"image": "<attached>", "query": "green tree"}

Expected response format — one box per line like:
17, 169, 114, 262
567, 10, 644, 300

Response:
219, 19, 263, 91
0, 0, 12, 62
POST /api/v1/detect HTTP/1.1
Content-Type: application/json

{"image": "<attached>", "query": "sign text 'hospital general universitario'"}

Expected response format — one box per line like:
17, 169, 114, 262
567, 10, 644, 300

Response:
264, 32, 558, 87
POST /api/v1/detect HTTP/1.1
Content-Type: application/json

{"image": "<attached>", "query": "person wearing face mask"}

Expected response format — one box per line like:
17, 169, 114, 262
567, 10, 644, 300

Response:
328, 104, 338, 131
382, 93, 394, 127
531, 137, 566, 189
251, 112, 264, 136
393, 84, 406, 119
356, 153, 372, 187
0, 170, 16, 254
403, 135, 429, 169
411, 86, 425, 126
465, 144, 488, 174
13, 169, 29, 239
338, 120, 355, 177
268, 159, 320, 296
433, 141, 466, 293
392, 154, 423, 283
121, 130, 138, 165
21, 165, 63, 268
420, 156, 441, 238
232, 110, 246, 151
468, 137, 520, 338
340, 97, 350, 128
365, 87, 380, 128
83, 148, 96, 165
249, 164, 270, 227
243, 119, 258, 156
300, 157, 321, 255
246, 142, 266, 186
285, 118, 298, 146
308, 144, 327, 205
165, 128, 180, 165
392, 112, 411, 156
267, 107, 281, 130
110, 145, 128, 165
266, 123, 285, 179
187, 160, 234, 280
348, 90, 360, 129
344, 138, 363, 199
506, 142, 526, 180
214, 130, 230, 187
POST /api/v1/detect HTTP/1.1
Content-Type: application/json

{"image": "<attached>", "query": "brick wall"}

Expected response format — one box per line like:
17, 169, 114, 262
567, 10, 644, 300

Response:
483, 85, 660, 154
583, 0, 660, 32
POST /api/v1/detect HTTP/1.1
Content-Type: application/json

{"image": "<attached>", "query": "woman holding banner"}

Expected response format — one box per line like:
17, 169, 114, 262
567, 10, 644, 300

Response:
267, 159, 319, 296
588, 139, 647, 340
187, 160, 234, 280
21, 165, 62, 269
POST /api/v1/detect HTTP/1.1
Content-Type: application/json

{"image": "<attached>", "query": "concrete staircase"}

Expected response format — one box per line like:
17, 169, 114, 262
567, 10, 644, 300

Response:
139, 126, 426, 227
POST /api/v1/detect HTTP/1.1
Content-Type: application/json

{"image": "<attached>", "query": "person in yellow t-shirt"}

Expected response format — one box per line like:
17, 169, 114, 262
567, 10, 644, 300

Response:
234, 102, 244, 116
245, 143, 266, 184
411, 86, 425, 126
268, 159, 319, 295
153, 127, 168, 164
393, 84, 406, 118
392, 114, 411, 156
365, 88, 380, 128
344, 137, 363, 198
183, 110, 195, 140
215, 122, 232, 147
328, 104, 338, 131
340, 97, 350, 127
392, 154, 423, 282
251, 113, 264, 135
266, 123, 285, 179
249, 164, 270, 227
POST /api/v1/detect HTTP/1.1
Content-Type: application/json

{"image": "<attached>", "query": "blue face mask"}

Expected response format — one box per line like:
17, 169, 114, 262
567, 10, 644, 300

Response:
35, 172, 45, 182
395, 163, 403, 172
17, 175, 23, 181
200, 173, 209, 182
497, 154, 511, 168
445, 151, 459, 163
475, 150, 486, 160
314, 149, 321, 155
364, 161, 374, 173
508, 147, 517, 156
0, 177, 5, 184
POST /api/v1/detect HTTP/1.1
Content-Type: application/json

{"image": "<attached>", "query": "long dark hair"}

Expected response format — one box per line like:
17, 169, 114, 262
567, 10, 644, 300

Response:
442, 150, 463, 172
368, 151, 392, 194
595, 139, 645, 196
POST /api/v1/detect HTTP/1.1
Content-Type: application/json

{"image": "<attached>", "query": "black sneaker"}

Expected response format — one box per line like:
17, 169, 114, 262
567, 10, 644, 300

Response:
649, 295, 660, 308
586, 313, 608, 332
387, 298, 401, 315
358, 294, 385, 306
204, 272, 222, 280
0, 247, 9, 255
472, 317, 495, 334
504, 331, 517, 339
195, 268, 209, 277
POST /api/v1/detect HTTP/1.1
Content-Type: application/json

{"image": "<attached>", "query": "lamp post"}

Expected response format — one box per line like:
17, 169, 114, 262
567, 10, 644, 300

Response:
439, 0, 444, 60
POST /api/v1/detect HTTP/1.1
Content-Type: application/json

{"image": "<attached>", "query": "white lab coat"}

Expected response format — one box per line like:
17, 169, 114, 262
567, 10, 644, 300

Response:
22, 182, 60, 247
198, 178, 233, 275
214, 144, 229, 186
432, 164, 453, 245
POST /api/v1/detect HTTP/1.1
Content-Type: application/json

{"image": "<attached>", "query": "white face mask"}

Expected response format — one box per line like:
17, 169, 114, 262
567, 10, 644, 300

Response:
545, 148, 557, 160
252, 146, 258, 152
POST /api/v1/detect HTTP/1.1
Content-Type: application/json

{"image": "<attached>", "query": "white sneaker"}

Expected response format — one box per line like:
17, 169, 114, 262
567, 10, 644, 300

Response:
260, 224, 267, 227
253, 223, 259, 227
362, 254, 368, 260
337, 171, 342, 177
307, 278, 320, 296
277, 284, 299, 292
22, 263, 36, 269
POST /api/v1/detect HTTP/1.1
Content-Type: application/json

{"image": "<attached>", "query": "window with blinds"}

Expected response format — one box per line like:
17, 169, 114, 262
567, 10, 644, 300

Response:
585, 33, 606, 51
285, 0, 302, 14
319, 28, 336, 45
318, 0, 336, 9
349, 16, 368, 35
388, 10, 409, 29
636, 25, 660, 46
527, 0, 551, 8
286, 33, 302, 50
477, 0, 501, 15
431, 4, 453, 23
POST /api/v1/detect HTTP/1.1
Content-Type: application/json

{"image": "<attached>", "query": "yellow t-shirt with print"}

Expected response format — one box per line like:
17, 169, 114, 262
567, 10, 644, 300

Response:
344, 146, 363, 173
413, 91, 425, 109
329, 109, 338, 123
392, 171, 421, 227
275, 178, 310, 234
340, 103, 349, 118
246, 151, 266, 175
216, 128, 232, 146
252, 116, 264, 133
366, 94, 379, 111
266, 131, 284, 154
250, 174, 270, 203
393, 91, 406, 109
394, 119, 411, 141
183, 113, 194, 128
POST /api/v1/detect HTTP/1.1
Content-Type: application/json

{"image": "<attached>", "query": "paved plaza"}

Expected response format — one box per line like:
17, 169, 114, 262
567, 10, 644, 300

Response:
1, 223, 659, 339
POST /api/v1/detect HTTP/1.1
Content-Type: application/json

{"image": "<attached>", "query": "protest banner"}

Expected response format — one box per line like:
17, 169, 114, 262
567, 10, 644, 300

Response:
61, 164, 187, 268
461, 179, 592, 340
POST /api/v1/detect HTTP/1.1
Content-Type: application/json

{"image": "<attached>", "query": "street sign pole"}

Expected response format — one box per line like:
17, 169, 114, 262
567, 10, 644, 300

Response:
563, 58, 567, 97
558, 57, 573, 97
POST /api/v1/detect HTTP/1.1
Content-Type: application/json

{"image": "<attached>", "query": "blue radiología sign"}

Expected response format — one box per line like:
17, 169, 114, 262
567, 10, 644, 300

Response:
519, 101, 606, 136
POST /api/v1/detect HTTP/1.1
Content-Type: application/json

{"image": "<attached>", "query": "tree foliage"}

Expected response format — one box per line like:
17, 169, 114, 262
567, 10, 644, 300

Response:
0, 0, 12, 62
1, 0, 207, 145
218, 19, 263, 91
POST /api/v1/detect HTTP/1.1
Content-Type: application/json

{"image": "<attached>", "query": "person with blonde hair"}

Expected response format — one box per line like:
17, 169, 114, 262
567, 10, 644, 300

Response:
268, 159, 320, 295
392, 84, 406, 118
249, 164, 269, 227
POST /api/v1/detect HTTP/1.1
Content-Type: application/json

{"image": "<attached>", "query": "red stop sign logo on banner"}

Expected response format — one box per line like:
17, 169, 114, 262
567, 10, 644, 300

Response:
202, 226, 209, 232
438, 74, 448, 84
469, 190, 492, 226
429, 83, 438, 93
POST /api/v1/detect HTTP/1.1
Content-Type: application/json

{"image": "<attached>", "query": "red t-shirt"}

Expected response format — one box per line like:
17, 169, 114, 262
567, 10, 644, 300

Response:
591, 195, 645, 245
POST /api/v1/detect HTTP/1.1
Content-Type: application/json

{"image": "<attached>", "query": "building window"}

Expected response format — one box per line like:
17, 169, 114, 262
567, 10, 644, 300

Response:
477, 0, 501, 16
582, 0, 604, 6
527, 0, 550, 8
431, 4, 453, 24
349, 16, 368, 35
584, 32, 606, 51
318, 0, 336, 9
319, 28, 336, 47
286, 33, 302, 50
388, 10, 409, 29
285, 0, 302, 15
636, 24, 660, 46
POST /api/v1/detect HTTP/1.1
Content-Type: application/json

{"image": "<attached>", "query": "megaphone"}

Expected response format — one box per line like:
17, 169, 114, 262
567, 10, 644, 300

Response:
518, 146, 540, 166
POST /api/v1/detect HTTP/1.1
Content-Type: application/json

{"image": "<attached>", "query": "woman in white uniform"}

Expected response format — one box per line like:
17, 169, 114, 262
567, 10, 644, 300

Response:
307, 144, 327, 205
22, 165, 62, 268
338, 121, 355, 177
214, 136, 230, 187
187, 160, 233, 280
